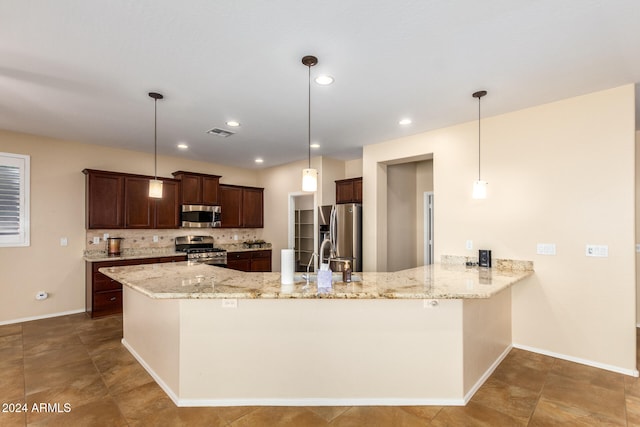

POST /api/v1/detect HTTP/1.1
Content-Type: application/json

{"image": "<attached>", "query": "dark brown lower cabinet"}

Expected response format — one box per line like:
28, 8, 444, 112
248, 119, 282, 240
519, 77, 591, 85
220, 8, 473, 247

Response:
226, 250, 272, 272
86, 255, 186, 318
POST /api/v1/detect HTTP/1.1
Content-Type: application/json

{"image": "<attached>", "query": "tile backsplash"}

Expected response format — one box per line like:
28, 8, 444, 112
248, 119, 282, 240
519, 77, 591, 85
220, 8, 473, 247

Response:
85, 228, 265, 254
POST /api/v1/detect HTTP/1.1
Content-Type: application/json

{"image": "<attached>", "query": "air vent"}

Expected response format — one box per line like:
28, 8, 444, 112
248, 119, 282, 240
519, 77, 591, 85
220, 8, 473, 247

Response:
206, 128, 235, 137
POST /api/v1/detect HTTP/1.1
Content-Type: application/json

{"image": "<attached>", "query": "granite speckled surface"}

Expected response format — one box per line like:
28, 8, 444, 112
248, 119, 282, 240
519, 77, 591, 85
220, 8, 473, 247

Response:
99, 260, 533, 300
84, 249, 187, 263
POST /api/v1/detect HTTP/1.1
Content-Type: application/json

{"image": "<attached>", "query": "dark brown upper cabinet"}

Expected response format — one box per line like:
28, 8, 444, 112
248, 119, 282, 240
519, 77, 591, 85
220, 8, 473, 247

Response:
219, 184, 264, 228
335, 177, 363, 204
172, 171, 221, 205
83, 169, 180, 229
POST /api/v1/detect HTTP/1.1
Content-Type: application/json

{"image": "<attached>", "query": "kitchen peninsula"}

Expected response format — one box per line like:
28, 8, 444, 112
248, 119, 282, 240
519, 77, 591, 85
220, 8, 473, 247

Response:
100, 259, 533, 407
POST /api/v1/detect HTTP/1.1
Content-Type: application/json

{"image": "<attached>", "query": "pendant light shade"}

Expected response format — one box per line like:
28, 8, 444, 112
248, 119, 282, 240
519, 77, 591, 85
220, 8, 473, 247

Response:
472, 90, 487, 199
301, 55, 318, 192
148, 92, 164, 199
302, 168, 318, 192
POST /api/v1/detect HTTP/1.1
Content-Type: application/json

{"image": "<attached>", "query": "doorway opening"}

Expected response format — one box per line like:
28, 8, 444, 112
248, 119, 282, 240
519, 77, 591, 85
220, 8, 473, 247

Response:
288, 193, 315, 272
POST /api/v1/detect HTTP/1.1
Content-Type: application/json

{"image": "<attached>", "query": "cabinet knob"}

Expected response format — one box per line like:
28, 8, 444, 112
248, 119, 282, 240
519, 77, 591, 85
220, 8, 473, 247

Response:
110, 297, 117, 301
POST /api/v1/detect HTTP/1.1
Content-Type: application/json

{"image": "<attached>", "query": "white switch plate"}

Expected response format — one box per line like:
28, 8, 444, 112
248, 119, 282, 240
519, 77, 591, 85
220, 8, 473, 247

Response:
586, 244, 608, 257
636, 244, 640, 253
465, 240, 473, 250
222, 299, 238, 308
536, 243, 556, 255
103, 233, 109, 240
60, 237, 68, 247
153, 235, 159, 243
92, 236, 100, 245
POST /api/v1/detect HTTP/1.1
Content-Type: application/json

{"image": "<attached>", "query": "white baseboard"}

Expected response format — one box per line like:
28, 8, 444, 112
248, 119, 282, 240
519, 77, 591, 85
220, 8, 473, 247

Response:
0, 308, 85, 326
462, 344, 512, 404
513, 343, 639, 378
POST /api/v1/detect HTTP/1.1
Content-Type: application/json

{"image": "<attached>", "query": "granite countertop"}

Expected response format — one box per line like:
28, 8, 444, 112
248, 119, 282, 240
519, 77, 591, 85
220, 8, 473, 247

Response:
84, 250, 187, 263
98, 261, 533, 300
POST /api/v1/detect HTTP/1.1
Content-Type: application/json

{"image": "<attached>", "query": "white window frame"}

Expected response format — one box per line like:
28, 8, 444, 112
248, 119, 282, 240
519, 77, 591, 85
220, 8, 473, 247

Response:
0, 152, 30, 247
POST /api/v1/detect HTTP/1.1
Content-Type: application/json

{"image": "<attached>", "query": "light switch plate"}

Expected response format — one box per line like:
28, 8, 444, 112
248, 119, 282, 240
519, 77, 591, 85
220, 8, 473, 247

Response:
92, 236, 100, 245
586, 244, 608, 257
465, 240, 473, 250
60, 237, 68, 247
536, 243, 556, 255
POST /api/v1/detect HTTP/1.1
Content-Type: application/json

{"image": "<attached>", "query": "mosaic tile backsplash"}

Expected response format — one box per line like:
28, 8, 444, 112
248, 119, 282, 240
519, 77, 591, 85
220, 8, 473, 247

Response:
85, 228, 265, 257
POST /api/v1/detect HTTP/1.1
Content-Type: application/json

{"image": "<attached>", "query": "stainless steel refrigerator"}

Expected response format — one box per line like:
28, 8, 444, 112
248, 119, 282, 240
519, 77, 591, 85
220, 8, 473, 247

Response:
318, 204, 362, 271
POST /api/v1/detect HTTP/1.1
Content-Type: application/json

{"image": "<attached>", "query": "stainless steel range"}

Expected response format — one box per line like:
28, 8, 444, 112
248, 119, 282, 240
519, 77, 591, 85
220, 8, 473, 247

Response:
175, 235, 227, 267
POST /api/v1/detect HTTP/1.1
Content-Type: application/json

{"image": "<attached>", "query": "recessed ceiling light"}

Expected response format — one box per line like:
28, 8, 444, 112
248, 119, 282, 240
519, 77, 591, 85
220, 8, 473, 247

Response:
177, 143, 188, 150
226, 120, 240, 127
399, 118, 412, 125
255, 158, 264, 164
310, 143, 320, 149
315, 75, 334, 85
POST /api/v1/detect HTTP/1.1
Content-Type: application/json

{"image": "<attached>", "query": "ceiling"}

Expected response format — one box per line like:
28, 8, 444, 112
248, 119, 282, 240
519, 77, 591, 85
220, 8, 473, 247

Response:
1, 1, 639, 170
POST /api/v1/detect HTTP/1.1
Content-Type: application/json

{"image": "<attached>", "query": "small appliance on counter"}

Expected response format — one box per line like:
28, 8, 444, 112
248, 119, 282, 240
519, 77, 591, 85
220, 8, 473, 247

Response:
106, 237, 124, 256
175, 235, 227, 266
478, 249, 492, 268
243, 240, 267, 249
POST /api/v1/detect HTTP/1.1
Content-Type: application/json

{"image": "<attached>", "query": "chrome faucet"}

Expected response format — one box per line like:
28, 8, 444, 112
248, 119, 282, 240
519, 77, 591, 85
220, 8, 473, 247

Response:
303, 252, 318, 288
319, 238, 334, 268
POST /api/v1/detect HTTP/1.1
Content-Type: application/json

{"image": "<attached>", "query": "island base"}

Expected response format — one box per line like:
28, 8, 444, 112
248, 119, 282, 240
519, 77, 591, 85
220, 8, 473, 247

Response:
122, 287, 512, 406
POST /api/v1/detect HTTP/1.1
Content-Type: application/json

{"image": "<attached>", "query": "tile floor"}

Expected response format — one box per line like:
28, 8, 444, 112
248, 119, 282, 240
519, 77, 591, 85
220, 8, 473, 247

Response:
1, 313, 639, 426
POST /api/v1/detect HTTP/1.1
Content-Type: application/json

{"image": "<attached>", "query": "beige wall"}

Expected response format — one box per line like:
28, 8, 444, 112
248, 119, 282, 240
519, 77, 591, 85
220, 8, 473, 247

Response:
363, 85, 637, 372
0, 130, 258, 323
345, 158, 363, 178
387, 163, 418, 271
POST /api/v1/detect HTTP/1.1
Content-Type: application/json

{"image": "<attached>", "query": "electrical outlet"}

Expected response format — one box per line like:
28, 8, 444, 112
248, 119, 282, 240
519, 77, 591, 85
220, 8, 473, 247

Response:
423, 299, 438, 308
586, 245, 608, 257
465, 240, 473, 250
103, 233, 109, 240
92, 237, 100, 245
222, 299, 238, 308
153, 235, 159, 243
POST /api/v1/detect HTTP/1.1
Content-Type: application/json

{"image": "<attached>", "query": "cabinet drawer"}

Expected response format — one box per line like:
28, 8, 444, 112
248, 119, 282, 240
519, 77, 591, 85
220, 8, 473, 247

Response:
251, 250, 271, 259
93, 273, 122, 292
93, 290, 122, 310
228, 252, 251, 260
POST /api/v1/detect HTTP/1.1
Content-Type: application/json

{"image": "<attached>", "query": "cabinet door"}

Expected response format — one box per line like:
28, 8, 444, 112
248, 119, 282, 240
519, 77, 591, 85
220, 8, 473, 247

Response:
155, 180, 180, 228
242, 187, 264, 228
86, 172, 124, 228
180, 175, 202, 204
124, 177, 154, 228
335, 180, 354, 204
227, 252, 251, 271
202, 176, 220, 205
353, 178, 362, 203
250, 250, 272, 272
219, 185, 242, 228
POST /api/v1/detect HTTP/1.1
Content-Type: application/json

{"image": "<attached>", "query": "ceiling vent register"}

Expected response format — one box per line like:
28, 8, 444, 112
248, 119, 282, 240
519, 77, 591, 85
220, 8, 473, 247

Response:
206, 128, 235, 137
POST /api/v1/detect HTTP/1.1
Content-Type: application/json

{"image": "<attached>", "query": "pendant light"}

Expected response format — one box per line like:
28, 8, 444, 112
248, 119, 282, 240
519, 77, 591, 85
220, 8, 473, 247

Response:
148, 92, 164, 198
472, 90, 488, 199
301, 55, 318, 192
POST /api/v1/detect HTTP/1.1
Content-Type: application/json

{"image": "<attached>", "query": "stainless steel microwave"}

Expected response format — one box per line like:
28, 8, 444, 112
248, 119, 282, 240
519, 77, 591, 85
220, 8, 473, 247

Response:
180, 205, 221, 228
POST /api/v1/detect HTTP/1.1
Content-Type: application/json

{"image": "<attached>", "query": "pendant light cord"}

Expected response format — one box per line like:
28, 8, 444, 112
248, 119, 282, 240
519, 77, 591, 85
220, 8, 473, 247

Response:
154, 98, 158, 180
477, 95, 481, 181
307, 63, 311, 169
